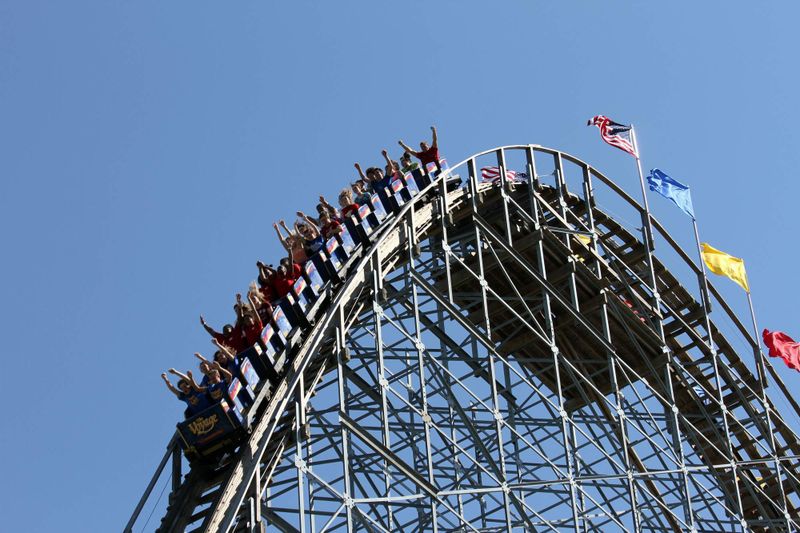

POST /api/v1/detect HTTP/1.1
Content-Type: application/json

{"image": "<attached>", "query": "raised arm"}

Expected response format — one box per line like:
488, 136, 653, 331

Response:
248, 290, 266, 324
273, 222, 290, 251
247, 290, 259, 311
382, 149, 401, 177
194, 352, 210, 364
398, 139, 418, 156
354, 162, 367, 182
213, 361, 233, 383
161, 373, 180, 397
248, 283, 264, 308
297, 211, 320, 234
430, 125, 438, 148
319, 195, 337, 217
212, 337, 236, 359
247, 292, 264, 327
200, 315, 219, 338
168, 367, 190, 381
381, 150, 400, 174
257, 261, 275, 279
186, 370, 205, 392
234, 293, 244, 321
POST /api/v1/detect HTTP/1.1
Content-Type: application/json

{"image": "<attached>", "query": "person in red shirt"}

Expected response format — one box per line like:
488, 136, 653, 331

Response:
271, 250, 303, 300
319, 209, 342, 239
315, 195, 339, 223
338, 188, 359, 220
233, 291, 272, 347
239, 292, 264, 346
249, 280, 274, 325
256, 261, 276, 301
399, 125, 440, 172
200, 315, 244, 354
240, 312, 263, 347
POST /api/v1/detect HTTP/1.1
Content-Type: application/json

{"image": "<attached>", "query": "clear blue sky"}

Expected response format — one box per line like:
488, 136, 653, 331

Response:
2, 2, 799, 530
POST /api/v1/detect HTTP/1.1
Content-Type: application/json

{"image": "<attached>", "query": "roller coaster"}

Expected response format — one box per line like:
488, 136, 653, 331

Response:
127, 144, 800, 532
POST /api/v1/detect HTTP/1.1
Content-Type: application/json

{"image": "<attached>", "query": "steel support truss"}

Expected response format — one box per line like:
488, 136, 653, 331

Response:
129, 145, 800, 533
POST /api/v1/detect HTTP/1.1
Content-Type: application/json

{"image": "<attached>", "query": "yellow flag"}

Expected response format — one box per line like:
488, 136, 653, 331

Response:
701, 243, 750, 292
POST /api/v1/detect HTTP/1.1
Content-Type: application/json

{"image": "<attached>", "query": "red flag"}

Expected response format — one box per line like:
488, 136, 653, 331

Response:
763, 329, 800, 371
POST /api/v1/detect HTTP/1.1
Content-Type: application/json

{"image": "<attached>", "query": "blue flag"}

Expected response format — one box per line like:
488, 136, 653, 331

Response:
647, 168, 695, 219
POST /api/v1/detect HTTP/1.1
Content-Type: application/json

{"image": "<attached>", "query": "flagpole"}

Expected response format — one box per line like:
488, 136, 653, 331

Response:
630, 127, 702, 527
630, 125, 658, 293
691, 219, 714, 338
691, 199, 767, 391
689, 206, 754, 523
746, 289, 768, 390
743, 251, 787, 510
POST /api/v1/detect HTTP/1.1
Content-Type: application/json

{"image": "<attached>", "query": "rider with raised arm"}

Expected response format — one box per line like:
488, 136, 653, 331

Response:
382, 149, 404, 182
337, 187, 360, 220
350, 181, 372, 206
203, 361, 234, 404
248, 281, 274, 326
241, 292, 265, 346
295, 211, 325, 256
274, 220, 308, 265
400, 151, 418, 173
162, 368, 209, 417
354, 162, 379, 194
271, 248, 303, 300
199, 315, 243, 354
398, 125, 440, 172
318, 206, 343, 239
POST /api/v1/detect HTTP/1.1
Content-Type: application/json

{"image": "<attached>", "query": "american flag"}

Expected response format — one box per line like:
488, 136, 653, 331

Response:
588, 115, 638, 157
480, 166, 529, 183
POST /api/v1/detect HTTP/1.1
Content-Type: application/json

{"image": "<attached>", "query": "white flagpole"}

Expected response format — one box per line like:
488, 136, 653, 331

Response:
630, 127, 705, 529
629, 125, 659, 294
688, 202, 755, 523
691, 220, 715, 338
696, 222, 767, 390
746, 289, 768, 390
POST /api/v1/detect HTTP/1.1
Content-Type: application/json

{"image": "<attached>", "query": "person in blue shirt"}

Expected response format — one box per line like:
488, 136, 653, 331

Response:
210, 338, 247, 383
295, 211, 325, 256
363, 151, 400, 208
355, 161, 392, 195
203, 362, 233, 404
162, 368, 209, 417
349, 180, 372, 206
211, 337, 258, 409
192, 353, 215, 386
